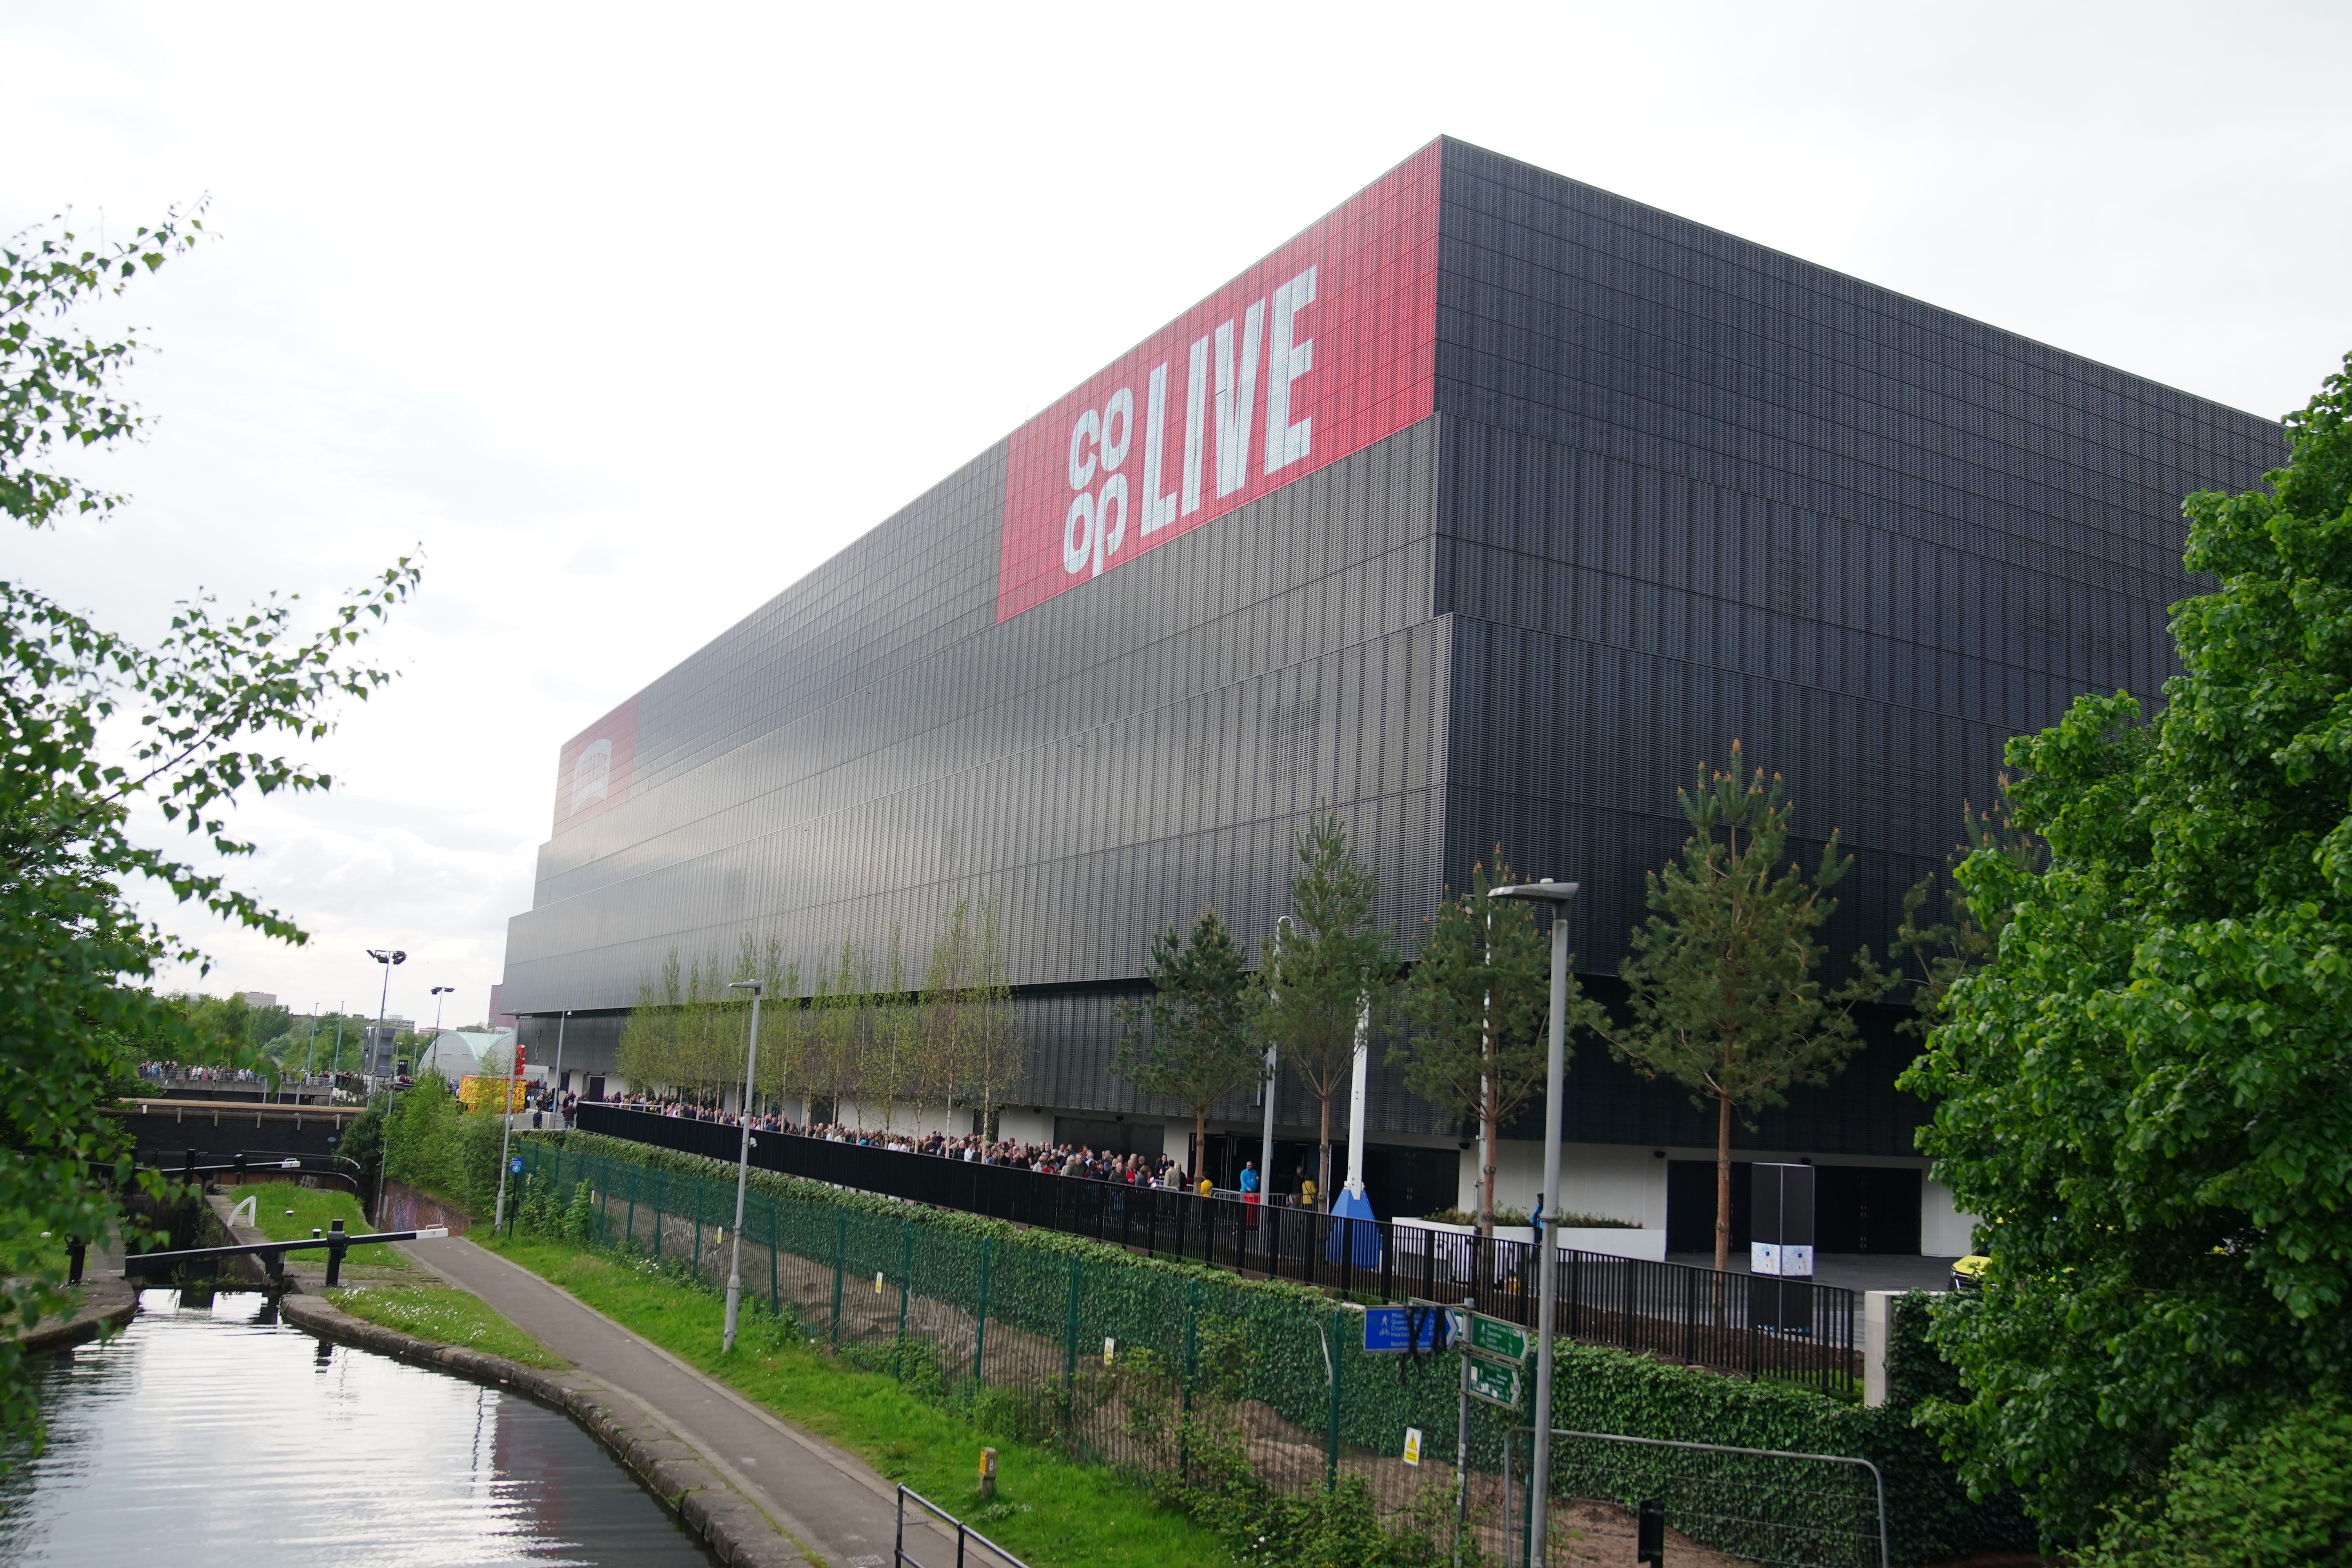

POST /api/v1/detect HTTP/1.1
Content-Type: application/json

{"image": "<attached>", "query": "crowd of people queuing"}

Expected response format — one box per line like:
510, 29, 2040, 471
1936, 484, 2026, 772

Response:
591, 1091, 1290, 1200
134, 1061, 273, 1084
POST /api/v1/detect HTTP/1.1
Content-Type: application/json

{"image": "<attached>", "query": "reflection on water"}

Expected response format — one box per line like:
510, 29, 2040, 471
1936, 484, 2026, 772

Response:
0, 1290, 715, 1567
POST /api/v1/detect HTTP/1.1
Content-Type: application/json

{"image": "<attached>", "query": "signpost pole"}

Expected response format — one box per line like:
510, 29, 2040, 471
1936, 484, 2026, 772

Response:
1454, 1317, 1470, 1568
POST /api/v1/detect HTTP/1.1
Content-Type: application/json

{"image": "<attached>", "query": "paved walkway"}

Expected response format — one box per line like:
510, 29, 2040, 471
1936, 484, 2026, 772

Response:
404, 1235, 943, 1568
6, 1229, 135, 1358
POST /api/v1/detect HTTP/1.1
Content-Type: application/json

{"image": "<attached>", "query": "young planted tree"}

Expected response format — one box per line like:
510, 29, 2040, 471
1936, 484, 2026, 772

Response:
1116, 911, 1261, 1182
1258, 811, 1387, 1210
813, 935, 873, 1121
920, 895, 978, 1131
740, 934, 804, 1116
617, 949, 686, 1093
963, 892, 1025, 1138
1401, 854, 1603, 1236
1604, 746, 1882, 1273
869, 923, 922, 1134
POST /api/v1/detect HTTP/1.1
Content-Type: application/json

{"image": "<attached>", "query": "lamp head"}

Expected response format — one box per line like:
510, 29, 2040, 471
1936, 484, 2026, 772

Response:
1488, 879, 1581, 904
728, 980, 763, 997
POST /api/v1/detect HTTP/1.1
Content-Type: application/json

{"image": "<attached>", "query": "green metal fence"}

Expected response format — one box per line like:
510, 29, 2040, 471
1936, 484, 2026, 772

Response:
515, 1141, 1518, 1541
510, 1136, 1944, 1566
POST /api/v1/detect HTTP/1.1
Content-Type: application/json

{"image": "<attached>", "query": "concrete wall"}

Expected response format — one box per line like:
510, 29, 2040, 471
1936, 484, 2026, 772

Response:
1473, 1139, 1666, 1231
1922, 1179, 1979, 1256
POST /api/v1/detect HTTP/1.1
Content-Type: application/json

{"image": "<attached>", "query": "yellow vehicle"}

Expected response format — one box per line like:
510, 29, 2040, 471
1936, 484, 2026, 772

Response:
1951, 1253, 1990, 1292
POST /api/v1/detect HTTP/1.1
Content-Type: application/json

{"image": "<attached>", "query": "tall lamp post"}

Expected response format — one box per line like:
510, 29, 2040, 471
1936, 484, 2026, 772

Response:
549, 1010, 570, 1118
1487, 877, 1579, 1568
494, 1023, 527, 1230
366, 949, 406, 1095
722, 980, 764, 1353
425, 985, 454, 1078
1259, 915, 1293, 1204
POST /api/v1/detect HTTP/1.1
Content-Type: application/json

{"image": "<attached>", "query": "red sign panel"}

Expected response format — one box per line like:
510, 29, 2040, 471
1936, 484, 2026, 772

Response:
552, 694, 639, 835
997, 142, 1441, 622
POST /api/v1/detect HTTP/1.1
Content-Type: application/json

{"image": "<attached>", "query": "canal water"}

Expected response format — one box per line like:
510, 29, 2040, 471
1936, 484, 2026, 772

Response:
0, 1290, 716, 1566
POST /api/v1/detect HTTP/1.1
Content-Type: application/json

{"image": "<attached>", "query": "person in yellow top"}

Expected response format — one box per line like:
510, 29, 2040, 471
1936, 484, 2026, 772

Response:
1299, 1172, 1318, 1210
1198, 1176, 1214, 1198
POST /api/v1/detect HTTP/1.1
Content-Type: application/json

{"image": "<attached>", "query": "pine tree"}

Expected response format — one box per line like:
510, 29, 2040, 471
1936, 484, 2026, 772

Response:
1401, 853, 1602, 1235
1259, 811, 1387, 1209
1116, 911, 1260, 1183
1604, 744, 1884, 1272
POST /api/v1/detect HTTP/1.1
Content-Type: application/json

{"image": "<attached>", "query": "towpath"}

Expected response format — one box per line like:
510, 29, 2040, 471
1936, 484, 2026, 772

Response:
404, 1234, 941, 1568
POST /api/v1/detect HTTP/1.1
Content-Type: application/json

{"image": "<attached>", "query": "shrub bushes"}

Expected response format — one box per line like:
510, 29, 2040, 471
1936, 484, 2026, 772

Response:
2082, 1397, 2352, 1567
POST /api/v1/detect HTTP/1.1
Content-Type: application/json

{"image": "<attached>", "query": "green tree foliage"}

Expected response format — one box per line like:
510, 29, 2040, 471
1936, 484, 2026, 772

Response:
2083, 1397, 2352, 1568
917, 891, 1021, 1135
1400, 853, 1601, 1236
870, 923, 922, 1133
813, 934, 873, 1116
1605, 746, 1880, 1272
1116, 911, 1260, 1180
953, 892, 1024, 1136
1902, 355, 2352, 1543
0, 209, 414, 1449
1259, 811, 1387, 1208
383, 1070, 469, 1200
1889, 795, 2043, 1034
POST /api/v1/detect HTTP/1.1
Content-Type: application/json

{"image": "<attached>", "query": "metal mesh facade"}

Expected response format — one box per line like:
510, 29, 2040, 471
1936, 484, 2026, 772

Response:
503, 138, 2281, 1149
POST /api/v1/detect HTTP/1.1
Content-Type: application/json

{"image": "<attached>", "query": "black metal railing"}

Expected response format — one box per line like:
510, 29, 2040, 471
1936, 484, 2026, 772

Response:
895, 1485, 1032, 1568
572, 1103, 1857, 1392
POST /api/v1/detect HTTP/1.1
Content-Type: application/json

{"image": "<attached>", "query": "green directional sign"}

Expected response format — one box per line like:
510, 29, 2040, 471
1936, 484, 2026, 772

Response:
1467, 1312, 1530, 1365
1465, 1356, 1522, 1408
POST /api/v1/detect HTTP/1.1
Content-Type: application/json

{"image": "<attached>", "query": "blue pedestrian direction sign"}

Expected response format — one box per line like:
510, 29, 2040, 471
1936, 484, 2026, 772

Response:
1364, 1303, 1450, 1354
510, 1156, 525, 1173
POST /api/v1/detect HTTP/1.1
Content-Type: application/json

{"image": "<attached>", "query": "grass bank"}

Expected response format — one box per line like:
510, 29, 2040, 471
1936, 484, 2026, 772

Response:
327, 1283, 565, 1368
480, 1232, 1232, 1568
235, 1181, 409, 1268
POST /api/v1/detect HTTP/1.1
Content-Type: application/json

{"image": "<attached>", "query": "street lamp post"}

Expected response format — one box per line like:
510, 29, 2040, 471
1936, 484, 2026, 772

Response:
1259, 915, 1293, 1208
1487, 877, 1579, 1568
494, 1023, 527, 1230
426, 985, 454, 1078
366, 949, 406, 1095
722, 980, 764, 1353
549, 1010, 570, 1118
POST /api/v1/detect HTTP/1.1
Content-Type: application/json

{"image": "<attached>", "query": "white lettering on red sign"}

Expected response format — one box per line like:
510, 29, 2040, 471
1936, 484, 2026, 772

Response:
996, 142, 1441, 622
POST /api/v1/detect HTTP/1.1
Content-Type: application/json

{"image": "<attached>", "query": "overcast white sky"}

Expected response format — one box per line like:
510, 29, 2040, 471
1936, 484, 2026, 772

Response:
4, 1, 2347, 1031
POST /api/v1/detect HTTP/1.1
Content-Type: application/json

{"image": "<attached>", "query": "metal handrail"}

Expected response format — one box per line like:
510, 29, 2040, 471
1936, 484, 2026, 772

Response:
125, 1222, 448, 1287
1503, 1425, 1890, 1568
894, 1484, 1033, 1568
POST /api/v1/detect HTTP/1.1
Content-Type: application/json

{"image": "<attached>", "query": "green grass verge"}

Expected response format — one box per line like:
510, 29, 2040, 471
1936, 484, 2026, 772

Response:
327, 1283, 566, 1368
236, 1181, 409, 1268
481, 1233, 1232, 1568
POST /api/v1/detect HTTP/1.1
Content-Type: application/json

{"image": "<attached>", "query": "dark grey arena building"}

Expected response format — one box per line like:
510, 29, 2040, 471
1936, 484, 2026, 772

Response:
501, 137, 2278, 1258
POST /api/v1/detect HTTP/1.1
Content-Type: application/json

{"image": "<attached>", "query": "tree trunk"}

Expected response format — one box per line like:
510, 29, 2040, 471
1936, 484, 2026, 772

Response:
1714, 1091, 1733, 1275
1318, 1092, 1332, 1212
1194, 1108, 1207, 1189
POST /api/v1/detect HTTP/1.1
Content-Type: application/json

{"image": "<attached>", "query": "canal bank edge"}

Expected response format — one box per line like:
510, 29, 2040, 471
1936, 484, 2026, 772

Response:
276, 1292, 815, 1568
